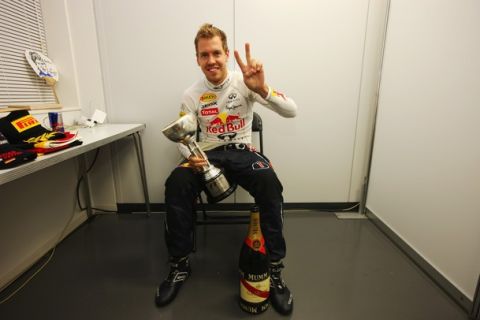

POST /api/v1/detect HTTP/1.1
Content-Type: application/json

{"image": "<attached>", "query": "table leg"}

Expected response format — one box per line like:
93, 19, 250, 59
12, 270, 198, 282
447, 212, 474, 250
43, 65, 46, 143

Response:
78, 154, 93, 218
131, 132, 151, 214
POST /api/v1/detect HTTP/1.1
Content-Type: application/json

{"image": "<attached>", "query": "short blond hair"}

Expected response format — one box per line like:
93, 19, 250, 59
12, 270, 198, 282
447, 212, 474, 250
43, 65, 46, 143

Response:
194, 23, 228, 56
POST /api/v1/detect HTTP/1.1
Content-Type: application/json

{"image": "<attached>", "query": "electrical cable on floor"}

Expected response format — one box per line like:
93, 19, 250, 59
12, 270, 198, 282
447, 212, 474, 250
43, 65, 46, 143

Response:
0, 148, 114, 304
0, 162, 87, 304
76, 148, 99, 211
75, 148, 117, 213
0, 248, 55, 305
322, 202, 360, 212
0, 182, 84, 303
339, 202, 360, 211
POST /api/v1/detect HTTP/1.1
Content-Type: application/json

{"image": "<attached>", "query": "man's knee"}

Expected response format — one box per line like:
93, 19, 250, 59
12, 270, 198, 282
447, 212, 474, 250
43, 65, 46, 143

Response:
166, 167, 193, 187
252, 170, 284, 199
165, 167, 198, 198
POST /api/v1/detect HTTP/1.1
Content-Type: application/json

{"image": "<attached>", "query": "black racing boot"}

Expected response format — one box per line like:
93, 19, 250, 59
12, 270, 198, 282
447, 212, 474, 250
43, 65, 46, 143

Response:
269, 261, 293, 315
155, 256, 191, 307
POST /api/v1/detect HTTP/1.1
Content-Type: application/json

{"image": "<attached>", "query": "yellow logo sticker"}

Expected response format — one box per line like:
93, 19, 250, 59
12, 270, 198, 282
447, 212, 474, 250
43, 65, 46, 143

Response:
12, 115, 40, 133
200, 92, 217, 104
272, 90, 286, 100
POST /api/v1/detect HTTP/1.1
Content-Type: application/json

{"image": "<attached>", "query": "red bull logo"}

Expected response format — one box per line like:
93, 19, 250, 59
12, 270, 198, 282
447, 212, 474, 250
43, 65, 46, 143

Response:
225, 114, 240, 122
12, 115, 40, 133
207, 112, 245, 134
209, 117, 224, 126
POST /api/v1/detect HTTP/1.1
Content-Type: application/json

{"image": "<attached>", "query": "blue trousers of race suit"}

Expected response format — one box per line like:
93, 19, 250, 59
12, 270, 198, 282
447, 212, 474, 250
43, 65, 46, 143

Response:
164, 148, 286, 261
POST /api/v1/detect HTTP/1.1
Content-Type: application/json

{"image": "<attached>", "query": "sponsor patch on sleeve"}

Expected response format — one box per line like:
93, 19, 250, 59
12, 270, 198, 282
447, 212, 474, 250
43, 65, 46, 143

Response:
252, 161, 270, 170
272, 89, 286, 100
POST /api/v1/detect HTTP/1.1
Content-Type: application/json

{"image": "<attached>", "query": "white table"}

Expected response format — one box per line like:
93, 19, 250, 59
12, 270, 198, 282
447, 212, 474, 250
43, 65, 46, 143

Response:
0, 123, 151, 215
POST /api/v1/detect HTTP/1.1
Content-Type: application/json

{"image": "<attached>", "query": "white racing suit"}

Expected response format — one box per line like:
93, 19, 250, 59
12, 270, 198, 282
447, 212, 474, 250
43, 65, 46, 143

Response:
165, 71, 297, 261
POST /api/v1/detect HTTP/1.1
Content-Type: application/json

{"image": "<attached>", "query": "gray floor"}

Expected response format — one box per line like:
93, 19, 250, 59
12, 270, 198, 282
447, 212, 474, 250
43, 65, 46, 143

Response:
0, 211, 470, 320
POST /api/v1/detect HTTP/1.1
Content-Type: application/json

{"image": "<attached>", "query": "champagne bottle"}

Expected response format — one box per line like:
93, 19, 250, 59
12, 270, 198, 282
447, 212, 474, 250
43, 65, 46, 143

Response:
239, 205, 270, 314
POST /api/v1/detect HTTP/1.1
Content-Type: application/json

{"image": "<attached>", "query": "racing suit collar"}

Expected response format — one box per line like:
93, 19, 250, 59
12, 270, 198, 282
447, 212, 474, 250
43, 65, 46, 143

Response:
204, 71, 232, 91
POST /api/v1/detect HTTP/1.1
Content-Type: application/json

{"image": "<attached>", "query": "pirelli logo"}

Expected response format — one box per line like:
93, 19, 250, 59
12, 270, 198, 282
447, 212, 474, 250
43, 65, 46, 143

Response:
12, 115, 40, 132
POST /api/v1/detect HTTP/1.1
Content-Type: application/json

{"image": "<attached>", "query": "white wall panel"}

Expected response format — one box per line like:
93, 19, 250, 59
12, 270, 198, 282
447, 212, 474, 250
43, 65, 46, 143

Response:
94, 0, 386, 203
40, 0, 80, 108
94, 0, 235, 202
348, 0, 390, 202
62, 0, 106, 117
366, 0, 480, 298
235, 0, 370, 201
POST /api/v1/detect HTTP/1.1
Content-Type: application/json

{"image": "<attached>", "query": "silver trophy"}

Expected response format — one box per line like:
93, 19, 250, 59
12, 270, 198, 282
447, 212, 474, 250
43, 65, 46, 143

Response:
162, 114, 236, 203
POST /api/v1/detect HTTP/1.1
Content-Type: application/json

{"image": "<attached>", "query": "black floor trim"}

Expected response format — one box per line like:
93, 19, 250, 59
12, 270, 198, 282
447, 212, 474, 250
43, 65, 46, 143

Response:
116, 202, 359, 213
472, 276, 480, 319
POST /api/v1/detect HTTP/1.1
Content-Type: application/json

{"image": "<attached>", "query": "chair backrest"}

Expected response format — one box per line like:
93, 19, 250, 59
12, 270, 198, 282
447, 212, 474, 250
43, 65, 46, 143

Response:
252, 112, 263, 153
196, 112, 264, 153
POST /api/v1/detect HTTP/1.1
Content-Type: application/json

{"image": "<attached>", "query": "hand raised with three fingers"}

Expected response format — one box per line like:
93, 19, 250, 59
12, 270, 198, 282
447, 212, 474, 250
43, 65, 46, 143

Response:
234, 43, 269, 99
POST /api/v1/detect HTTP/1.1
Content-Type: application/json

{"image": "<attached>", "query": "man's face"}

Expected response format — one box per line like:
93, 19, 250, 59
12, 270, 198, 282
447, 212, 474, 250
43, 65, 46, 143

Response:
196, 36, 229, 85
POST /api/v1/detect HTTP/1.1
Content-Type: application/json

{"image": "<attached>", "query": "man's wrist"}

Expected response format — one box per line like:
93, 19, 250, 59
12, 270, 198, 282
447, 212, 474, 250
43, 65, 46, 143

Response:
258, 84, 270, 99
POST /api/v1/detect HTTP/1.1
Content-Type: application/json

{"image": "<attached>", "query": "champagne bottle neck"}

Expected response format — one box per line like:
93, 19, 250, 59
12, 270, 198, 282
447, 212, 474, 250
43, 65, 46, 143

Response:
248, 212, 261, 237
244, 208, 266, 254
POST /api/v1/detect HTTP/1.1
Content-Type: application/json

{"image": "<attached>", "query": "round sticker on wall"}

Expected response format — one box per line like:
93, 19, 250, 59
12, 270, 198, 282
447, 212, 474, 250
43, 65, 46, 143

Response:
25, 50, 59, 81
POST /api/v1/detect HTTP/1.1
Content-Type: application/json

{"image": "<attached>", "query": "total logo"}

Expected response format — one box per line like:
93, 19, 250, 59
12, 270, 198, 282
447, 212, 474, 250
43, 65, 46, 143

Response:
201, 107, 219, 116
207, 112, 245, 134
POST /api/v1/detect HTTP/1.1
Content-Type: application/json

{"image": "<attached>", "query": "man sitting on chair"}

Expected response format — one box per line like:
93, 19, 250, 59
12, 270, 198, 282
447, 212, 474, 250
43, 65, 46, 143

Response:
156, 23, 297, 315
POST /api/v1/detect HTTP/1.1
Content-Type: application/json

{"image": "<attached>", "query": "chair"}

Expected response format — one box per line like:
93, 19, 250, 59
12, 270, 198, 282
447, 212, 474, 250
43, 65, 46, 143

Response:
192, 112, 264, 251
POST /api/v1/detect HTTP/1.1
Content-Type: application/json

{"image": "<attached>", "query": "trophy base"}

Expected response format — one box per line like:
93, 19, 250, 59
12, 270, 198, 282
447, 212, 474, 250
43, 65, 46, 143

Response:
204, 169, 237, 204
205, 182, 237, 204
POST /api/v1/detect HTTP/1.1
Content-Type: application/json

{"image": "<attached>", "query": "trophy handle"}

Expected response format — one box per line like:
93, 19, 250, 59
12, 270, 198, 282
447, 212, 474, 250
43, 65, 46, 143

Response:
186, 140, 211, 171
181, 137, 235, 203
